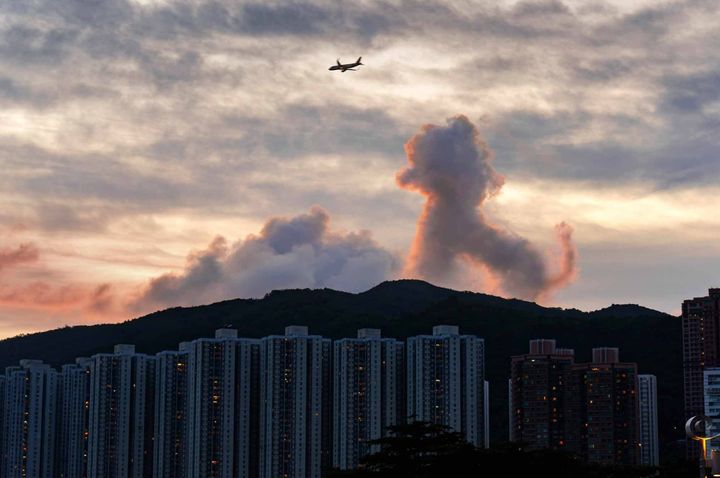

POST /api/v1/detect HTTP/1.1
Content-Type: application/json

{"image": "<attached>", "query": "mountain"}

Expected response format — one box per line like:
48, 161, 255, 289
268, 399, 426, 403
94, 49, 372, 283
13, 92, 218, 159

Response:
589, 303, 671, 319
0, 279, 682, 459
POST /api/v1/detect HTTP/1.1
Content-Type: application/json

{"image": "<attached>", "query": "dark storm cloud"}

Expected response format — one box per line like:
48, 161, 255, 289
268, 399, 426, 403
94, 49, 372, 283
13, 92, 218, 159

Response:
132, 207, 398, 311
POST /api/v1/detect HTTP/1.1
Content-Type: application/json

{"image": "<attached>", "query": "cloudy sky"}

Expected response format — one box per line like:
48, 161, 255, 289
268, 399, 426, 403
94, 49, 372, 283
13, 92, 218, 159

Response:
1, 0, 719, 338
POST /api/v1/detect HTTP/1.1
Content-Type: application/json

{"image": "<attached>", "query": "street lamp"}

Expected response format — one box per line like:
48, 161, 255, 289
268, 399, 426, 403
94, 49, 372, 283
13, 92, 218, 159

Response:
686, 415, 720, 478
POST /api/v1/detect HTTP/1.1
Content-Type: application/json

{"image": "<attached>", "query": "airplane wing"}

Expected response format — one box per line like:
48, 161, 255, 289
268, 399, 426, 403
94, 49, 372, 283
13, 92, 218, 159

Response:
337, 59, 342, 66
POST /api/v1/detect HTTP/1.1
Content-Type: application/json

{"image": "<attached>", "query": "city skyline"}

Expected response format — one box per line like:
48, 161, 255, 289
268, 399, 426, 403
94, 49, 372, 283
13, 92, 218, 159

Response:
1, 325, 490, 477
2, 0, 720, 339
0, 325, 660, 477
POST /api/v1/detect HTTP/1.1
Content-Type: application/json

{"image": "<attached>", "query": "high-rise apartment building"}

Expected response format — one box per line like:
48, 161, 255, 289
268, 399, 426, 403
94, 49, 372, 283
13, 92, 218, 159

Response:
484, 380, 490, 446
2, 359, 59, 478
154, 343, 190, 478
637, 374, 659, 466
260, 326, 332, 478
567, 348, 638, 466
58, 358, 92, 478
0, 374, 5, 468
87, 344, 156, 478
703, 368, 720, 459
333, 328, 405, 470
682, 289, 720, 456
186, 329, 260, 478
509, 339, 574, 450
406, 325, 486, 447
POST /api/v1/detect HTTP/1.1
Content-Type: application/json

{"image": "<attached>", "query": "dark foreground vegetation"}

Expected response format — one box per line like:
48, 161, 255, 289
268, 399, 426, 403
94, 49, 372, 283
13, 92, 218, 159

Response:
328, 422, 695, 478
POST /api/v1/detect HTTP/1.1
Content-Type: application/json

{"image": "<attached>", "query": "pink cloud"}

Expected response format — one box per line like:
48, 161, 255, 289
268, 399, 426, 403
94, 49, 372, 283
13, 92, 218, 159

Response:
0, 243, 39, 272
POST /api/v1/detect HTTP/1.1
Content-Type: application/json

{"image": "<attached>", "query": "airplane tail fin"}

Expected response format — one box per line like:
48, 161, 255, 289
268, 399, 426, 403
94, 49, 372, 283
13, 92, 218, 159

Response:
357, 56, 363, 65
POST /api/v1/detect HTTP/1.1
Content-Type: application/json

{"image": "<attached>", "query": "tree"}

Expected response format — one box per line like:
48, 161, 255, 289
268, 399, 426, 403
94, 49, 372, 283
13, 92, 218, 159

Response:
327, 421, 664, 478
360, 421, 475, 477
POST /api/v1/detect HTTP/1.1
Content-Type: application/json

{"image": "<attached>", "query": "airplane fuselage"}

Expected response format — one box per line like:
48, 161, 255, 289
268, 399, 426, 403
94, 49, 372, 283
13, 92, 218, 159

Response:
329, 57, 363, 72
329, 63, 359, 71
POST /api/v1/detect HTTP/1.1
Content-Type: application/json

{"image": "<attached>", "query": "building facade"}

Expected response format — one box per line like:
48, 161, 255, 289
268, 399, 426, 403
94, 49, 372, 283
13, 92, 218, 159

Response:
2, 360, 59, 478
57, 358, 92, 478
87, 344, 156, 478
0, 374, 5, 469
704, 368, 720, 459
260, 326, 332, 478
186, 329, 260, 478
333, 328, 405, 470
567, 348, 639, 466
154, 344, 190, 478
510, 339, 574, 450
682, 289, 720, 456
483, 380, 490, 446
637, 374, 659, 466
407, 325, 486, 447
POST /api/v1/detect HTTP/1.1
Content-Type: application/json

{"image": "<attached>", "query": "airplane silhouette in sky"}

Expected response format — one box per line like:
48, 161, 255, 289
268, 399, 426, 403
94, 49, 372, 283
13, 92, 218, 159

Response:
329, 57, 363, 72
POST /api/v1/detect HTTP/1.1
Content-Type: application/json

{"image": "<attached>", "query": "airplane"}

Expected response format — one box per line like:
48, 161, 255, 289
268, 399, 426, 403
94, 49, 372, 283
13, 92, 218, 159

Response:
329, 57, 363, 72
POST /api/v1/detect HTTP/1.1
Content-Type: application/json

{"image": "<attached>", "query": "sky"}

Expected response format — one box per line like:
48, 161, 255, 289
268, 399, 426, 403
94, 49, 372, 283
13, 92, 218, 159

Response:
1, 0, 719, 338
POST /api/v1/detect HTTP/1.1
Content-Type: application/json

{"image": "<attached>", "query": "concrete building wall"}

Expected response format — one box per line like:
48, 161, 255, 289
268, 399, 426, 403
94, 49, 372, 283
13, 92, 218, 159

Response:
407, 326, 486, 448
2, 361, 58, 478
260, 326, 331, 478
186, 330, 260, 478
333, 329, 404, 470
638, 374, 659, 466
87, 345, 156, 478
58, 359, 92, 478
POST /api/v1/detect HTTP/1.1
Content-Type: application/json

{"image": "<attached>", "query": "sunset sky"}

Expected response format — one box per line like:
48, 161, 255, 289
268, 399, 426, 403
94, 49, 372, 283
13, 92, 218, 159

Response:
1, 0, 719, 338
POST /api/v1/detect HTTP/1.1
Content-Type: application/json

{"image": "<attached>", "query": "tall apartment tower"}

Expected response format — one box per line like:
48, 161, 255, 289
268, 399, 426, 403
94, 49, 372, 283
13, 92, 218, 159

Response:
406, 325, 486, 447
0, 374, 5, 468
259, 326, 332, 478
567, 347, 639, 466
87, 344, 156, 478
333, 328, 405, 470
2, 360, 59, 478
509, 339, 574, 450
57, 358, 92, 478
637, 374, 659, 466
682, 288, 720, 456
704, 368, 720, 459
484, 380, 490, 446
154, 343, 190, 478
186, 329, 260, 478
